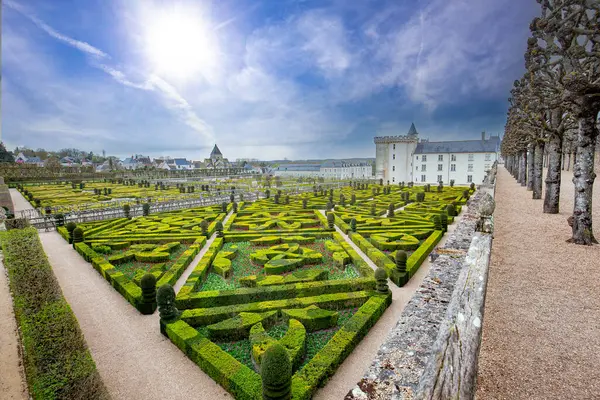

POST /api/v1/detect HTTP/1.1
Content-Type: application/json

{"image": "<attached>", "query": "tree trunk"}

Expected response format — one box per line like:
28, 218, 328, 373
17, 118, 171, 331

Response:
527, 143, 534, 191
533, 142, 544, 200
544, 134, 562, 214
570, 114, 598, 245
519, 151, 526, 186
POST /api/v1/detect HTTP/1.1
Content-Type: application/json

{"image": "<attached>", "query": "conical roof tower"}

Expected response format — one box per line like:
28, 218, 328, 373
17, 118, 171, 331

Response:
407, 123, 418, 137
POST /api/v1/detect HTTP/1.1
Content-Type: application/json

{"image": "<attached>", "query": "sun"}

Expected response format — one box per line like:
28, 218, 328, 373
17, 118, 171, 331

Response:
142, 5, 218, 82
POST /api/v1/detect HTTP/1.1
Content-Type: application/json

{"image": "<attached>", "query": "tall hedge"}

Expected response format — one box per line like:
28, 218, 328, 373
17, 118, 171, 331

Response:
0, 228, 108, 399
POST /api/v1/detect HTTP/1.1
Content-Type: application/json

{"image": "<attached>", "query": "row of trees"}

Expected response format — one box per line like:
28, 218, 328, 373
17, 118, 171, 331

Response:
501, 0, 599, 245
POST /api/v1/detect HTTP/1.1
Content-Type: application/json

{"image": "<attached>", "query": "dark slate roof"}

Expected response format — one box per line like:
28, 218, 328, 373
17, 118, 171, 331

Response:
25, 157, 42, 163
173, 158, 190, 166
407, 122, 418, 136
414, 137, 500, 154
210, 144, 222, 156
275, 164, 320, 171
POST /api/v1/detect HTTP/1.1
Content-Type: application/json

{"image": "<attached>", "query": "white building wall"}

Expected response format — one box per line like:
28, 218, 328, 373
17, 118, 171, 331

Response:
386, 141, 417, 184
411, 152, 497, 185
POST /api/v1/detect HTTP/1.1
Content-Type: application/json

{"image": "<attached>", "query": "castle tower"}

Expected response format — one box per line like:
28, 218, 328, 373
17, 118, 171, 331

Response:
210, 144, 223, 162
374, 123, 419, 182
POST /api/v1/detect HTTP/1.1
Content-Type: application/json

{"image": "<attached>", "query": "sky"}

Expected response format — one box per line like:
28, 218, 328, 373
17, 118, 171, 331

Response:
1, 0, 540, 160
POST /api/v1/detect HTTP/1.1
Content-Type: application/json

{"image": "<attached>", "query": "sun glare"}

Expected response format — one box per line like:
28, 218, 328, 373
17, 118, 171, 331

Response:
143, 5, 218, 82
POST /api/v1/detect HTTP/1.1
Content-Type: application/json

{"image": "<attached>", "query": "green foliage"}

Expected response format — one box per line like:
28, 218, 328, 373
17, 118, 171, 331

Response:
157, 284, 180, 323
395, 250, 407, 273
281, 305, 339, 332
142, 202, 150, 216
433, 215, 442, 231
215, 221, 224, 238
91, 244, 111, 254
440, 213, 448, 232
72, 227, 84, 244
261, 343, 292, 400
0, 228, 108, 399
200, 219, 209, 236
375, 268, 389, 294
350, 218, 357, 232
388, 203, 395, 217
123, 204, 131, 219
206, 311, 277, 341
326, 212, 334, 229
446, 204, 456, 217
139, 273, 157, 314
66, 222, 77, 243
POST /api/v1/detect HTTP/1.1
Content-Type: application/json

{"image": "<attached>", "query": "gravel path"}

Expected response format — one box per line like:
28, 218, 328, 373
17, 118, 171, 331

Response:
39, 231, 231, 400
314, 210, 462, 399
0, 256, 28, 400
477, 167, 600, 399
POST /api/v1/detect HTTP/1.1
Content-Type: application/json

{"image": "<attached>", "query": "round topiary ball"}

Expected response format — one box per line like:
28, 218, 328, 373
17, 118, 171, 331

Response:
141, 273, 156, 290
261, 343, 292, 400
72, 227, 84, 244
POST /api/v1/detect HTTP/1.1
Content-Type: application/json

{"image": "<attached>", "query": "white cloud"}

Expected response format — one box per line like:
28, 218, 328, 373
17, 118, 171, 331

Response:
4, 0, 215, 143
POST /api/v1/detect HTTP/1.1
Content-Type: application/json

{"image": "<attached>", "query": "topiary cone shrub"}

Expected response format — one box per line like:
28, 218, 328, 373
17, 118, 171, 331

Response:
302, 199, 307, 209
463, 190, 470, 200
450, 179, 455, 187
326, 212, 334, 229
470, 182, 475, 191
440, 213, 448, 232
433, 215, 442, 231
350, 218, 357, 232
285, 195, 289, 205
139, 273, 157, 315
351, 193, 356, 205
230, 193, 235, 203
54, 213, 65, 227
395, 250, 407, 273
375, 267, 390, 294
157, 284, 180, 335
232, 202, 238, 213
66, 222, 77, 244
142, 203, 150, 217
123, 204, 131, 219
72, 227, 84, 247
221, 202, 228, 213
438, 183, 443, 192
388, 203, 395, 218
446, 204, 456, 217
261, 343, 292, 400
370, 204, 377, 216
215, 221, 224, 238
265, 189, 270, 199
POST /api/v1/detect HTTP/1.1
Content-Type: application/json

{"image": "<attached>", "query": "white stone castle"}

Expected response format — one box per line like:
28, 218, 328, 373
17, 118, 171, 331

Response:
374, 123, 500, 185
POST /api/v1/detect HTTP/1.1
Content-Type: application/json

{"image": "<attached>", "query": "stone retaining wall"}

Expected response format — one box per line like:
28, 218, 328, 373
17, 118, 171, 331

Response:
346, 181, 495, 400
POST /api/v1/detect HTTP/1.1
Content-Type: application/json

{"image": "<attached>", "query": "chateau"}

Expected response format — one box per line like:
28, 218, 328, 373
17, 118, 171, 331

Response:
374, 123, 500, 185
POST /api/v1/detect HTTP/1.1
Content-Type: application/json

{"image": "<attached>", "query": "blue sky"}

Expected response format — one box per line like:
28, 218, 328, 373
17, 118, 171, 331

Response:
2, 0, 539, 160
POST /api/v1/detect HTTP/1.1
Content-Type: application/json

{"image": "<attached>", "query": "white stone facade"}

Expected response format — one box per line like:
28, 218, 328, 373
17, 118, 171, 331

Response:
375, 125, 500, 185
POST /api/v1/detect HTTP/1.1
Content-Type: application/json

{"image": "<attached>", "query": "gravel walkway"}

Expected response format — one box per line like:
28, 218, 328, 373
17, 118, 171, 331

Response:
39, 231, 231, 400
4, 189, 229, 400
477, 166, 600, 399
0, 256, 28, 400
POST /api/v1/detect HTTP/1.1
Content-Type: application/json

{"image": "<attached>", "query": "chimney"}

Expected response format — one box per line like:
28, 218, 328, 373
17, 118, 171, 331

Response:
481, 131, 486, 141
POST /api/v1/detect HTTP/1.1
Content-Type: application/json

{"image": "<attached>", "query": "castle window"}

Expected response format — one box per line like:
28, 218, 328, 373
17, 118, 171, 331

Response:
422, 155, 427, 162
437, 175, 443, 182
393, 144, 396, 150
392, 166, 395, 171
421, 174, 426, 182
437, 164, 443, 171
422, 164, 426, 172
451, 164, 456, 172
438, 155, 443, 161
468, 154, 474, 161
485, 153, 491, 161
467, 175, 473, 183
468, 164, 473, 172
393, 154, 395, 160
451, 154, 456, 162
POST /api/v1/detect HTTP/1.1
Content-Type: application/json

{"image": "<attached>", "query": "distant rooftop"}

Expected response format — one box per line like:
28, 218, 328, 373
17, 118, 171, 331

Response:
414, 136, 500, 154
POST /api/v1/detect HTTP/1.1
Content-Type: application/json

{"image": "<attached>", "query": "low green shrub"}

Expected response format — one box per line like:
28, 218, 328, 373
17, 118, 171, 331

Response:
0, 228, 109, 399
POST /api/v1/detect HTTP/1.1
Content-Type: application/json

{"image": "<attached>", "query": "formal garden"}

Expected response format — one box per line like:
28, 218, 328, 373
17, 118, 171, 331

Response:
48, 178, 472, 399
